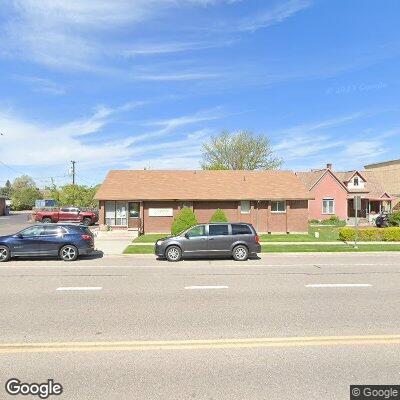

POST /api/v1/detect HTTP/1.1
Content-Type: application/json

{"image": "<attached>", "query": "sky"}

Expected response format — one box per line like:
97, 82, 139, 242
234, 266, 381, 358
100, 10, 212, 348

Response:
0, 0, 399, 187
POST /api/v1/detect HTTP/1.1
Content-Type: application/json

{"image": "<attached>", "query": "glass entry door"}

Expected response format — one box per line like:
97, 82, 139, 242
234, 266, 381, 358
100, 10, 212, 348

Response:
105, 201, 127, 226
116, 201, 127, 226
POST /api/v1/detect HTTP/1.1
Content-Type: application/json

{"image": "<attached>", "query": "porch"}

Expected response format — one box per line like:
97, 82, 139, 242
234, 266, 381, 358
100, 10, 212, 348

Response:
347, 197, 392, 222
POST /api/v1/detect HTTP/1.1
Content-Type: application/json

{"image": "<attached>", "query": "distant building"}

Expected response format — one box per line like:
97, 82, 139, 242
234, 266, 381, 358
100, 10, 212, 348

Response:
365, 159, 400, 208
95, 170, 313, 234
0, 195, 6, 216
297, 164, 395, 221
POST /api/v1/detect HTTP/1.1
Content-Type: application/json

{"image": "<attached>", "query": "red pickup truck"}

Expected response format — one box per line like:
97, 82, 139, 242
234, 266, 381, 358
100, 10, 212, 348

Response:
35, 207, 98, 226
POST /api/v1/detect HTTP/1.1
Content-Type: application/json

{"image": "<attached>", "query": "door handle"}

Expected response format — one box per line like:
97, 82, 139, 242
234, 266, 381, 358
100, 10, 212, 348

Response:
209, 237, 215, 240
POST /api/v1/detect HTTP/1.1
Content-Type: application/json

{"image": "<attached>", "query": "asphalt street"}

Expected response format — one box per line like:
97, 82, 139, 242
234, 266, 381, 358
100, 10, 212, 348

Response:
0, 253, 400, 399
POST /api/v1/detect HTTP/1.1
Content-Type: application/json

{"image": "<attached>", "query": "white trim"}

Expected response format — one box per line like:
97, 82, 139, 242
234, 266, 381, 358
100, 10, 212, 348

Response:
322, 198, 335, 215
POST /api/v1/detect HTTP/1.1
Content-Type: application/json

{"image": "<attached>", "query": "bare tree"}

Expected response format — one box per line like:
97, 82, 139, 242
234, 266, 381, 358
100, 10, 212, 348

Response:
201, 130, 282, 170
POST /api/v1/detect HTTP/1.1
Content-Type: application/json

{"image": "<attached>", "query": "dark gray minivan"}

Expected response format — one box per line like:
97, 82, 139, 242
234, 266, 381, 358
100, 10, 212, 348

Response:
154, 223, 261, 262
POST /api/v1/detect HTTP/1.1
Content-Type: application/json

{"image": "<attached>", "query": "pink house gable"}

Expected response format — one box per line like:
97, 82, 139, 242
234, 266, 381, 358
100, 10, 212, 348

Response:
305, 170, 348, 220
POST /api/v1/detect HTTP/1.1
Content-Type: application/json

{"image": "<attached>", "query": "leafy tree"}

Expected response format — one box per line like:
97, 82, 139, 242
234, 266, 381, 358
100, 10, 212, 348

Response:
389, 211, 400, 227
201, 130, 282, 170
171, 207, 198, 235
46, 184, 99, 209
210, 208, 228, 222
11, 175, 42, 210
0, 179, 12, 198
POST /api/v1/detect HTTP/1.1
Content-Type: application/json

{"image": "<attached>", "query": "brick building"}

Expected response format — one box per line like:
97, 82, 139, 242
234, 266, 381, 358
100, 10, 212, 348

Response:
0, 196, 6, 216
95, 170, 313, 234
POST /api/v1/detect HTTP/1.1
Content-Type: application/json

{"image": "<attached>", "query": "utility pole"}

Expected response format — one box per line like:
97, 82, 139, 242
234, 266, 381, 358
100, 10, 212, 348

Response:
70, 161, 76, 185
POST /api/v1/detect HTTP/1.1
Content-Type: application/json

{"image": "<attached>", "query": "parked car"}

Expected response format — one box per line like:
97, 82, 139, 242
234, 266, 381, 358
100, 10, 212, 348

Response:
35, 207, 98, 226
155, 222, 261, 262
0, 224, 94, 262
375, 212, 390, 228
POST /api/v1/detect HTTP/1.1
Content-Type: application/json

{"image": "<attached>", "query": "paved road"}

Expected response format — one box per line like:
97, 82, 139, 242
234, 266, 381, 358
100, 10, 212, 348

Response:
1, 253, 399, 399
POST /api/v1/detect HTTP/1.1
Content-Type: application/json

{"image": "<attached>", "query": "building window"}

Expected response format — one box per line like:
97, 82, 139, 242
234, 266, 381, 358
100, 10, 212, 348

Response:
241, 200, 251, 214
354, 177, 359, 186
322, 198, 335, 214
105, 201, 127, 226
271, 201, 286, 213
180, 202, 192, 209
128, 202, 140, 218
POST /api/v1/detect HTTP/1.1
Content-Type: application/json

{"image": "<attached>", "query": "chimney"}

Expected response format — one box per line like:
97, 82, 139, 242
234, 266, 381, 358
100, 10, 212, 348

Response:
326, 163, 332, 170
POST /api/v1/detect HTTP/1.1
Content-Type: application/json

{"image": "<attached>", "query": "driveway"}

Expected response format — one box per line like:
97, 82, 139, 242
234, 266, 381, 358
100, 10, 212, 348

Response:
0, 211, 33, 236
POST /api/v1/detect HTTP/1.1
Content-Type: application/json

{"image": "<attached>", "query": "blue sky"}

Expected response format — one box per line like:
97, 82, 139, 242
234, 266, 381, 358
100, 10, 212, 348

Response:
0, 0, 399, 187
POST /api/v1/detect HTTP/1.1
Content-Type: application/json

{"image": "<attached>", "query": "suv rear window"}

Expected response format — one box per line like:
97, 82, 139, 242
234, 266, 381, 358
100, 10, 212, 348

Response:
209, 224, 229, 236
232, 224, 252, 235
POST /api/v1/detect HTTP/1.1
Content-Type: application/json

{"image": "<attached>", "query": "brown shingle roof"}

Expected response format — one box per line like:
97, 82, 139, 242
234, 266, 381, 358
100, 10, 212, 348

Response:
296, 170, 327, 189
95, 170, 313, 201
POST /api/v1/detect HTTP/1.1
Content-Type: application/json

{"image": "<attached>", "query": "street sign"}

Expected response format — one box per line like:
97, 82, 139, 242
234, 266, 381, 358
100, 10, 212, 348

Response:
353, 196, 361, 211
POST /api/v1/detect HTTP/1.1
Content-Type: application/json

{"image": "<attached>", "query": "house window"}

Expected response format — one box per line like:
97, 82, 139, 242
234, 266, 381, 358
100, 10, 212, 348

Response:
354, 177, 359, 186
271, 201, 286, 213
322, 198, 335, 214
241, 200, 251, 214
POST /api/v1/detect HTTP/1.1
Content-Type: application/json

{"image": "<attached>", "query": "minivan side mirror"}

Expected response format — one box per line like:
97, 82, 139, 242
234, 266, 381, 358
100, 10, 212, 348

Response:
184, 233, 190, 239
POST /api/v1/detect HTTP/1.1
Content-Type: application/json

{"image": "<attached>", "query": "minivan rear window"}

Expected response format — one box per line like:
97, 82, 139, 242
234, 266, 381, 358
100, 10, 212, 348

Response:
232, 224, 252, 235
209, 224, 229, 236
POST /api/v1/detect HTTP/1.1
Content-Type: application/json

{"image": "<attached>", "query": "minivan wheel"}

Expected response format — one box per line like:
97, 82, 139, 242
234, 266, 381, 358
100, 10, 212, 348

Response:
233, 245, 248, 261
165, 245, 182, 262
42, 217, 52, 224
60, 245, 78, 262
0, 245, 11, 262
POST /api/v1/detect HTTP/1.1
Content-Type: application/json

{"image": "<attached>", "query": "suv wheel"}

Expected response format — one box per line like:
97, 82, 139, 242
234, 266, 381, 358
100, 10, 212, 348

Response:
60, 245, 78, 262
233, 245, 248, 261
42, 217, 52, 223
82, 218, 91, 226
0, 245, 11, 262
165, 245, 182, 262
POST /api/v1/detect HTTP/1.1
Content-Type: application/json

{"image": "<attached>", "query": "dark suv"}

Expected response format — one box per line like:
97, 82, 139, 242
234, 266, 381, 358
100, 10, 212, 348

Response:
0, 224, 94, 262
155, 223, 261, 262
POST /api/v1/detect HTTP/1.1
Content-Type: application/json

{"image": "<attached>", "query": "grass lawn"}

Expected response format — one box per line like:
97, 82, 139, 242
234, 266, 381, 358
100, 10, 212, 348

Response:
133, 226, 342, 244
124, 245, 155, 254
260, 226, 341, 242
124, 243, 400, 254
133, 233, 169, 243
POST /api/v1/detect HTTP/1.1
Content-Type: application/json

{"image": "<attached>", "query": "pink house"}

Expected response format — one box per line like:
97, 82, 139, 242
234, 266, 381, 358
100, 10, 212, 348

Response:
297, 164, 395, 222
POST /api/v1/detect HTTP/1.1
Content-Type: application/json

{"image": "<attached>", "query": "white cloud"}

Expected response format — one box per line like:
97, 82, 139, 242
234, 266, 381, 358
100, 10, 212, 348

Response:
12, 75, 67, 95
216, 0, 312, 33
0, 106, 219, 173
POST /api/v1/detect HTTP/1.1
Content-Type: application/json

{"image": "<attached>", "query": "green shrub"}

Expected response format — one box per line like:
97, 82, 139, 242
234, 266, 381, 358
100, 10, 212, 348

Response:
339, 227, 400, 242
339, 227, 356, 241
382, 227, 400, 241
318, 215, 346, 227
358, 228, 383, 241
309, 219, 320, 225
389, 211, 400, 227
171, 207, 198, 235
210, 208, 228, 223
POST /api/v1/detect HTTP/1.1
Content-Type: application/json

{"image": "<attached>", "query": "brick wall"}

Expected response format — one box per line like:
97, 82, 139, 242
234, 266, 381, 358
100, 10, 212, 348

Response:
0, 199, 5, 216
99, 199, 309, 234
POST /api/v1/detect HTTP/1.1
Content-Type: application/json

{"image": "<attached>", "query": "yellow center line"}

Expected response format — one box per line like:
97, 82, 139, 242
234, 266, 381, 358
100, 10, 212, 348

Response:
1, 334, 400, 354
